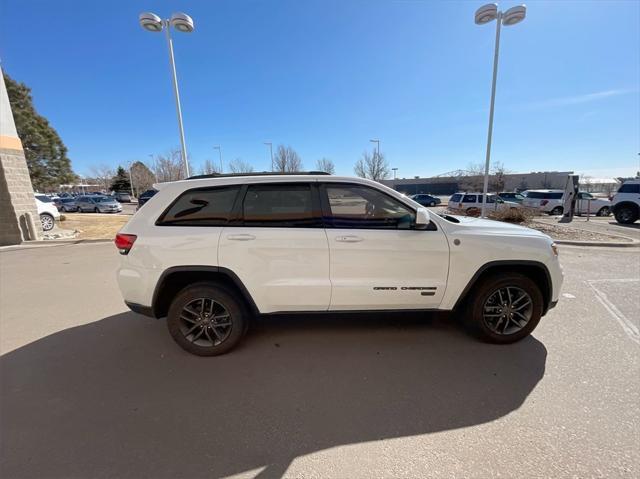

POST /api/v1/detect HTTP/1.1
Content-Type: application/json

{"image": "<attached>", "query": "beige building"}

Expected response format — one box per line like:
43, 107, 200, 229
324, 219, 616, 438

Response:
0, 67, 40, 245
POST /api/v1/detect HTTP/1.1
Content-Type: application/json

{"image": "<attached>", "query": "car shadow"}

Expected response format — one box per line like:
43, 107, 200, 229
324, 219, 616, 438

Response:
608, 221, 639, 229
0, 312, 546, 479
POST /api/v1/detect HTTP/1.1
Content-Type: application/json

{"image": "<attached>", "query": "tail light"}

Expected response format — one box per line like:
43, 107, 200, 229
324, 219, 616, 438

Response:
115, 233, 137, 255
540, 200, 549, 206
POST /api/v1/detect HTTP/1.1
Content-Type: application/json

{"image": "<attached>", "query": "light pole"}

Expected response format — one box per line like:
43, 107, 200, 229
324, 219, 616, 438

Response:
213, 145, 223, 173
264, 142, 274, 171
139, 12, 194, 178
392, 167, 398, 180
475, 3, 526, 218
128, 161, 135, 197
370, 139, 380, 159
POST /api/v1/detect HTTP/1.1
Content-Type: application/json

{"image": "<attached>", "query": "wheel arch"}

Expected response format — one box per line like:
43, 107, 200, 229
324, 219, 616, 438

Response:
612, 201, 639, 214
453, 260, 552, 315
151, 266, 259, 319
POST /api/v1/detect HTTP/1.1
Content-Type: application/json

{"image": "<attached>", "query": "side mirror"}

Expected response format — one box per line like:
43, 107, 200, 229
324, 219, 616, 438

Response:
415, 207, 431, 228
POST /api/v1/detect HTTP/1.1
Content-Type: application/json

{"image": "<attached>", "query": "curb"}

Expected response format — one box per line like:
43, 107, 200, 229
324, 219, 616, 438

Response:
0, 238, 112, 252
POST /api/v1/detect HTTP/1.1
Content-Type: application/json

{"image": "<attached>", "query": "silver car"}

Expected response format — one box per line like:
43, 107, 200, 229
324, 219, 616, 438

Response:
76, 195, 123, 213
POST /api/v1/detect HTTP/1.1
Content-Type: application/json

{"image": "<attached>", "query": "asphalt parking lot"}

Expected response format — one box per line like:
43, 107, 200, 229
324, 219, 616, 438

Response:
0, 243, 638, 478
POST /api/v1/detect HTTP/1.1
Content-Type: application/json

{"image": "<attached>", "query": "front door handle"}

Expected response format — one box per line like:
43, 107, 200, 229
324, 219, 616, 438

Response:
335, 235, 364, 243
226, 234, 256, 241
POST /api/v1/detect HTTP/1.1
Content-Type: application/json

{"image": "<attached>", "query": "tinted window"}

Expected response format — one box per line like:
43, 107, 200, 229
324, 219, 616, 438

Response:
526, 191, 563, 199
463, 195, 477, 203
158, 186, 240, 226
242, 184, 317, 227
549, 192, 563, 199
62, 198, 75, 203
35, 195, 52, 203
618, 183, 640, 193
450, 194, 462, 203
325, 184, 415, 229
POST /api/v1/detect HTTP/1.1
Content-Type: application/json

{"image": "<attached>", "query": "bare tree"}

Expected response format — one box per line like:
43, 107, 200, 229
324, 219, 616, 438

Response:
316, 157, 335, 174
228, 158, 254, 174
200, 159, 219, 175
490, 161, 510, 192
456, 163, 485, 191
153, 148, 187, 182
130, 161, 156, 196
354, 150, 389, 182
273, 145, 303, 172
89, 164, 115, 191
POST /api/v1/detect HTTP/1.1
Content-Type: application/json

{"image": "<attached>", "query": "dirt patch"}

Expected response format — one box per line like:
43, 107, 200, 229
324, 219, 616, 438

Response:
60, 213, 129, 240
527, 221, 632, 243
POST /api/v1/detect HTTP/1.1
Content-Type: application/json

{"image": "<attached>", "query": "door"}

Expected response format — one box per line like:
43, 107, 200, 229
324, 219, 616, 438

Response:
320, 183, 450, 310
218, 182, 330, 314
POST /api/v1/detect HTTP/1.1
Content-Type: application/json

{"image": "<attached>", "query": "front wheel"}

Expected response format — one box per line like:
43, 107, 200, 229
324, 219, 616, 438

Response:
167, 283, 248, 356
596, 206, 610, 217
429, 201, 436, 207
463, 273, 543, 344
40, 213, 54, 231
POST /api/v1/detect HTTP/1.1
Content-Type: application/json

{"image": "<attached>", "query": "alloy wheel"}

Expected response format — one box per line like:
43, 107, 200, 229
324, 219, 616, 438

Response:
179, 298, 233, 347
482, 286, 533, 335
40, 214, 54, 231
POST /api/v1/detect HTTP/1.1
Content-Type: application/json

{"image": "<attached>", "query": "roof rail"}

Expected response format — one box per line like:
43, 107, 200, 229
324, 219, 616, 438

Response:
187, 171, 331, 180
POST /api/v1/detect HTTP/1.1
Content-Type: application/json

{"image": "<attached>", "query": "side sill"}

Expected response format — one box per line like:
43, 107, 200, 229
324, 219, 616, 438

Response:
125, 301, 156, 318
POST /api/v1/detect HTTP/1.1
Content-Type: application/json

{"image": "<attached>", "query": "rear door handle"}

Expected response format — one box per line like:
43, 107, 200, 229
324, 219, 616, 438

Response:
335, 235, 364, 243
226, 234, 256, 241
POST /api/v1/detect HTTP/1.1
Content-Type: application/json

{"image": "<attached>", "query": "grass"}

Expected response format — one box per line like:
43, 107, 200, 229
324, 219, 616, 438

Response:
60, 213, 129, 240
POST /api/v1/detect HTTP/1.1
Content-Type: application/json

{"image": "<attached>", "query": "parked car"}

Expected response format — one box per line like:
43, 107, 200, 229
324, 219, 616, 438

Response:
58, 197, 79, 212
611, 179, 640, 224
410, 194, 441, 207
522, 189, 610, 216
136, 189, 157, 210
34, 194, 60, 231
498, 192, 526, 203
76, 195, 123, 213
448, 193, 520, 216
116, 173, 562, 356
113, 192, 132, 203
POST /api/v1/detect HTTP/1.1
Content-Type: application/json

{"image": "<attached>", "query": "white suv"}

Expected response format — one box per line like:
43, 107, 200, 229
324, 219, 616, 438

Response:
115, 174, 562, 356
611, 179, 640, 224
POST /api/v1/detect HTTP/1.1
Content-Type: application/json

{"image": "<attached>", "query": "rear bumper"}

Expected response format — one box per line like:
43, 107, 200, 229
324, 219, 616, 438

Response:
125, 301, 155, 318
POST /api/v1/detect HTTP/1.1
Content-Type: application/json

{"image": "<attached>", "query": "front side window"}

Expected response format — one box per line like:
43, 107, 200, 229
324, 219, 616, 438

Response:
450, 194, 462, 203
324, 184, 415, 229
549, 192, 564, 199
158, 186, 240, 226
242, 184, 318, 227
35, 195, 52, 203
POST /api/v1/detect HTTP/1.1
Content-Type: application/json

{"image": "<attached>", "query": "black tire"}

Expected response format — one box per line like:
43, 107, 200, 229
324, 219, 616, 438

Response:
463, 273, 543, 344
614, 205, 638, 224
596, 206, 610, 217
39, 213, 55, 231
550, 206, 563, 216
167, 282, 248, 356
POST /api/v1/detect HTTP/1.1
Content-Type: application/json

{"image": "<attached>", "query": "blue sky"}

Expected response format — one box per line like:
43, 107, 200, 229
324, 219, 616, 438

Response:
1, 0, 638, 179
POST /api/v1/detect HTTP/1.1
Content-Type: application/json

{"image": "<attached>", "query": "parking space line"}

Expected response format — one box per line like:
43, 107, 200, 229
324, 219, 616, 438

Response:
585, 279, 640, 345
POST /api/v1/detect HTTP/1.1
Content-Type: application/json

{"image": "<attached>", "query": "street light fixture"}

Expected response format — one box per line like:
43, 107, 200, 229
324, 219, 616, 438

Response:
139, 11, 194, 178
475, 3, 526, 218
213, 145, 223, 173
264, 142, 274, 171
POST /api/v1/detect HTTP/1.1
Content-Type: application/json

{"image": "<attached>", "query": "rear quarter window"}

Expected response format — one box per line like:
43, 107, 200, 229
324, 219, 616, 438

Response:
157, 186, 240, 226
618, 183, 640, 193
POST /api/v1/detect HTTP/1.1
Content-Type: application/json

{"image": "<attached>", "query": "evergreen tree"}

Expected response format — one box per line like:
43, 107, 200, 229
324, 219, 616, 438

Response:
3, 72, 76, 191
110, 166, 131, 192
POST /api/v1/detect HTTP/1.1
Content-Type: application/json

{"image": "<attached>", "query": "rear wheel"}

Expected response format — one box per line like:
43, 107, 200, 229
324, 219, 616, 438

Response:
463, 273, 543, 344
550, 206, 563, 215
167, 282, 248, 356
614, 205, 638, 224
596, 206, 610, 217
39, 213, 54, 231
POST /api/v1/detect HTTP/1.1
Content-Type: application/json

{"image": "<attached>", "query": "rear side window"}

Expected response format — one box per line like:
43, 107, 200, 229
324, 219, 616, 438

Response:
618, 183, 640, 193
450, 194, 462, 203
463, 195, 477, 203
158, 186, 240, 226
242, 184, 318, 227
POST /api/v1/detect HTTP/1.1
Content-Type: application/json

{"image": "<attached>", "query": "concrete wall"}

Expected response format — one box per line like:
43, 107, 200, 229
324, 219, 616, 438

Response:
0, 67, 40, 245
